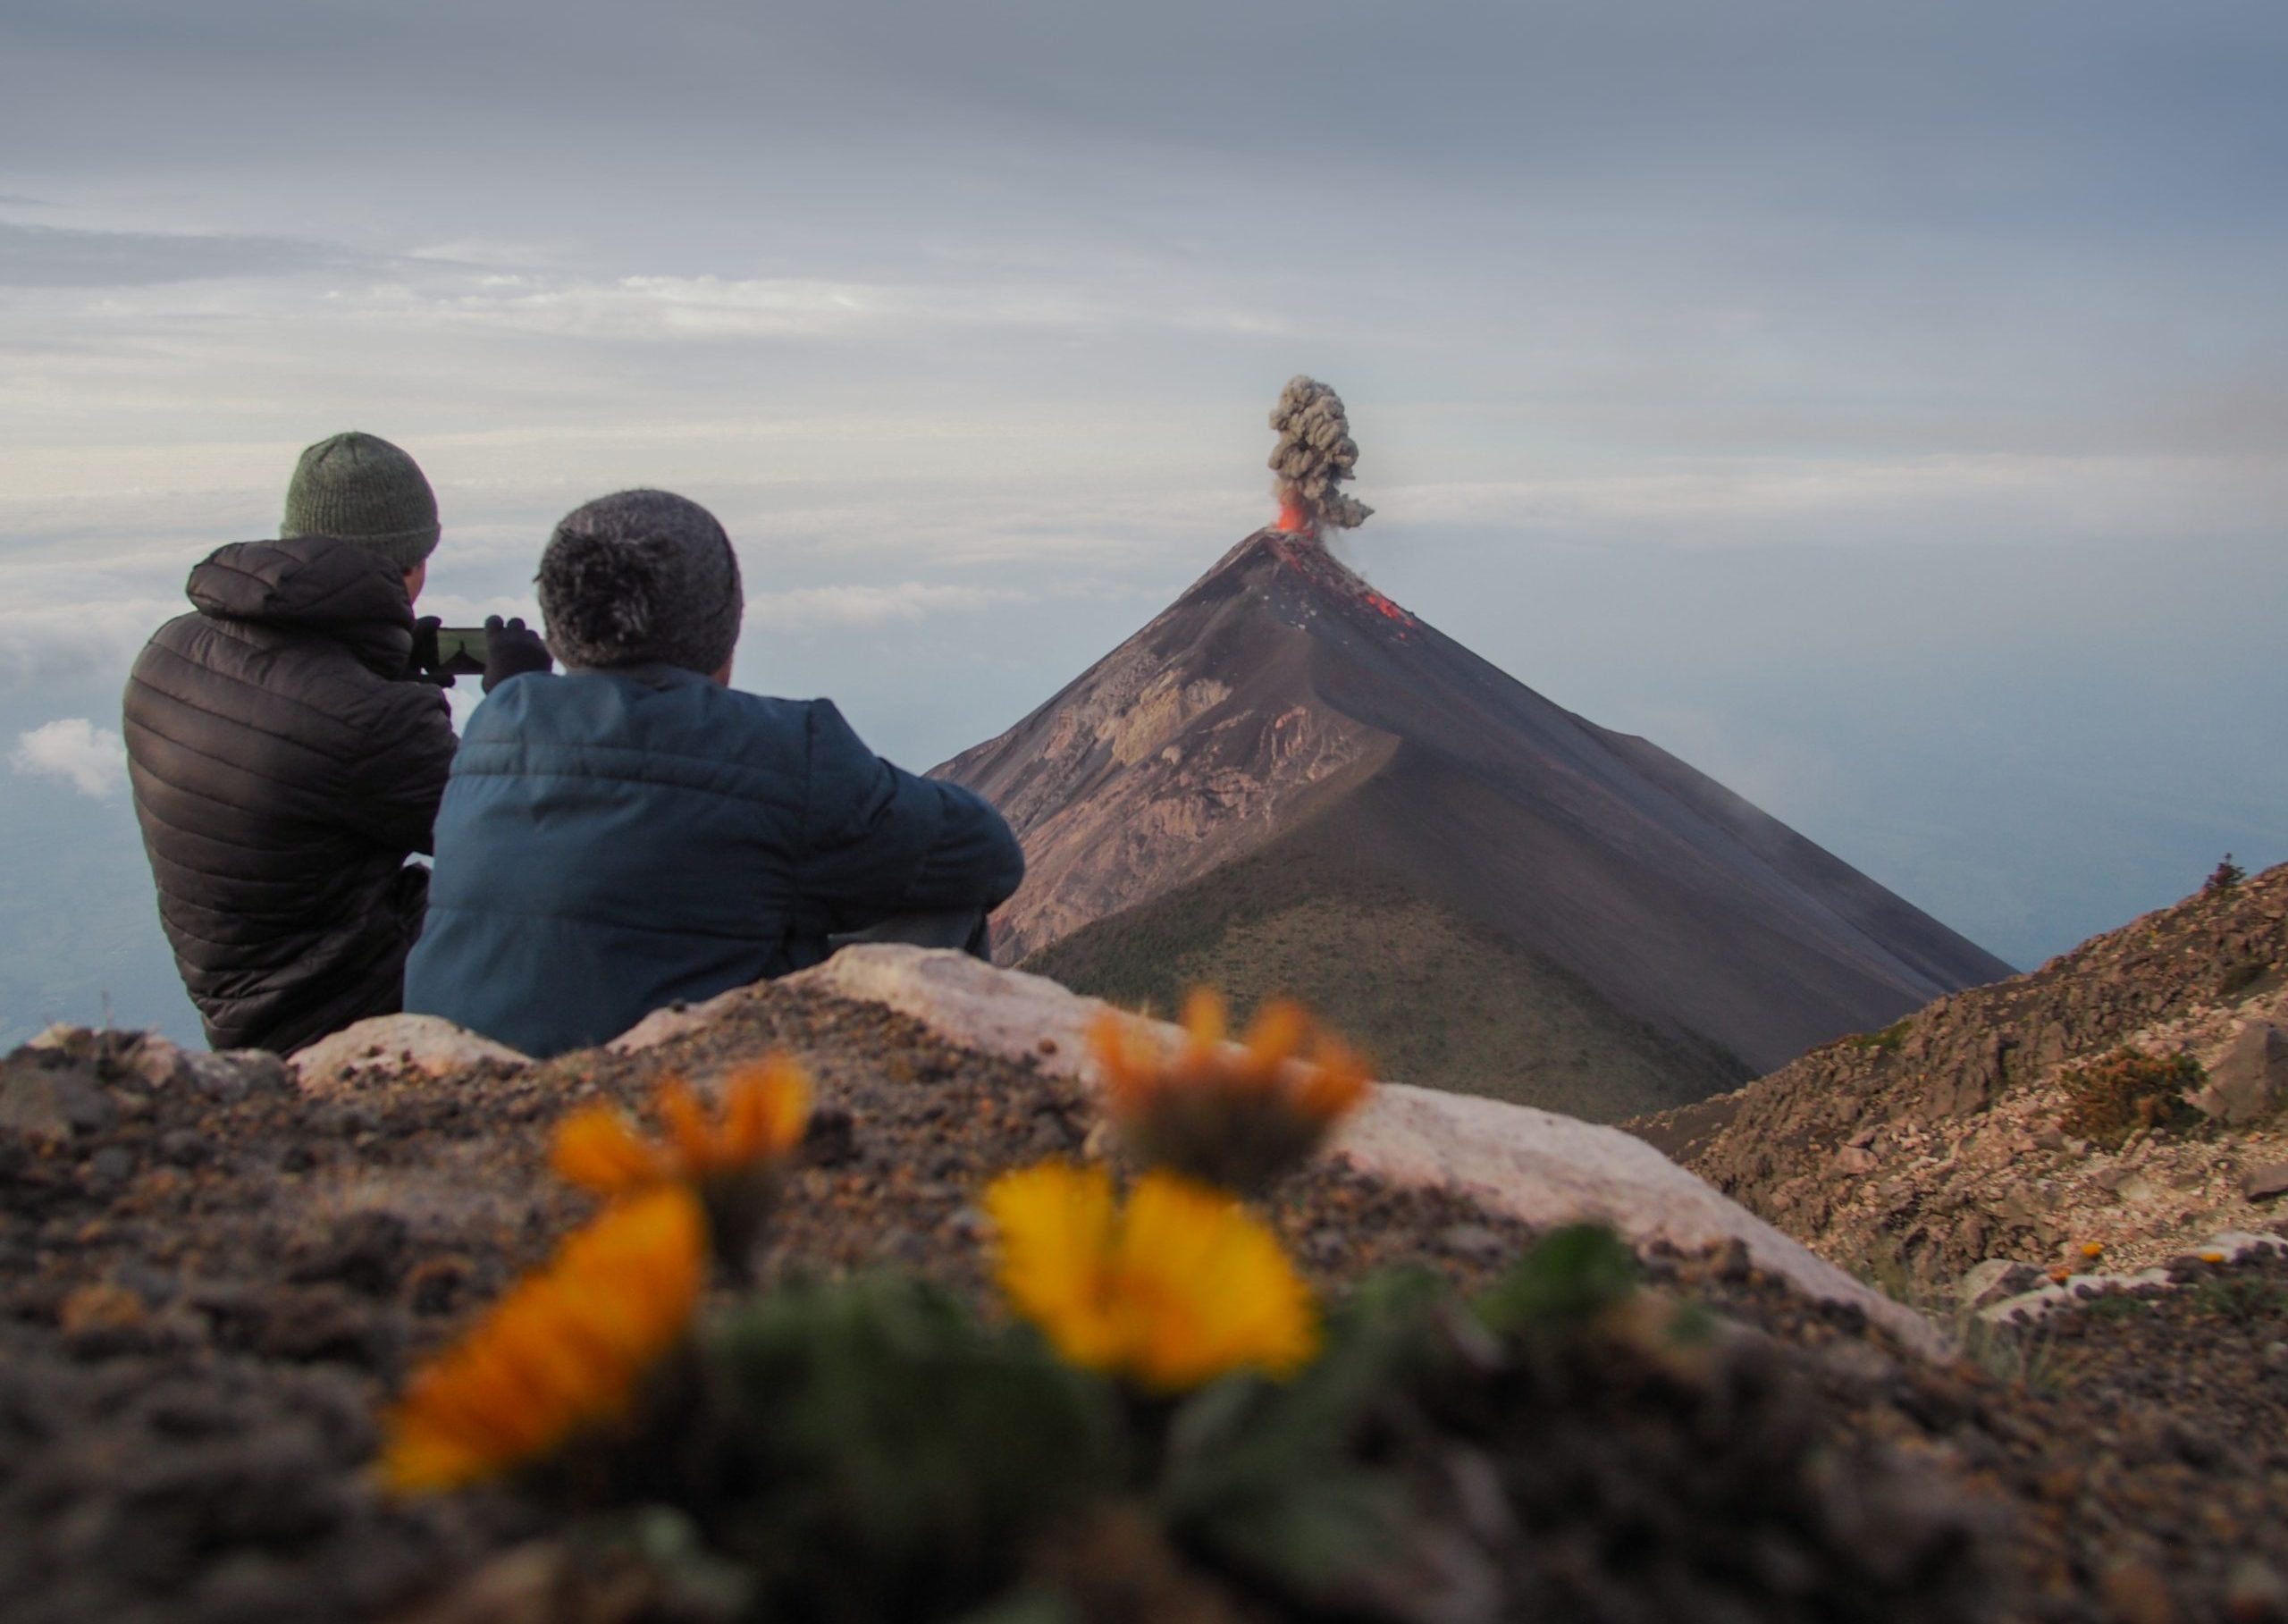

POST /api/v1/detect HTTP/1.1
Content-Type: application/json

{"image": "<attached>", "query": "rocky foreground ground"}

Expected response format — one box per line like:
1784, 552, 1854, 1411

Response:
2, 972, 2285, 1622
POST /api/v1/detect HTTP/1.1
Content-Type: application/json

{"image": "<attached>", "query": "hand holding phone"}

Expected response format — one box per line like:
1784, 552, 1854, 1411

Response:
406, 618, 458, 687
479, 615, 552, 693
412, 618, 551, 690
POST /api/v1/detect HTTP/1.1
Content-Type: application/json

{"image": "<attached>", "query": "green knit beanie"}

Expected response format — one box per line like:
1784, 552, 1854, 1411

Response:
281, 431, 440, 570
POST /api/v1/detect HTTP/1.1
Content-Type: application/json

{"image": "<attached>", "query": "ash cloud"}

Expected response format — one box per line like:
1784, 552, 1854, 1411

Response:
1268, 374, 1372, 534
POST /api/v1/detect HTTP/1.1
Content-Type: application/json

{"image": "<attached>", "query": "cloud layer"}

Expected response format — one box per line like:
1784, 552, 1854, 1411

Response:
12, 717, 126, 799
0, 219, 374, 288
744, 581, 1028, 633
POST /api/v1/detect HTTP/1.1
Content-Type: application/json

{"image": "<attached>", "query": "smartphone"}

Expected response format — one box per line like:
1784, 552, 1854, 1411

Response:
431, 627, 490, 675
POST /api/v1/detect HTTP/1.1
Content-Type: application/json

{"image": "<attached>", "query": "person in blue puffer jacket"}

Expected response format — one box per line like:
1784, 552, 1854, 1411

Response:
404, 488, 1023, 1057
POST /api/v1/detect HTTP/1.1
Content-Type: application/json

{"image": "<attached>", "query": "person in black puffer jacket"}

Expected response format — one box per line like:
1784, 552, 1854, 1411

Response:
120, 432, 549, 1053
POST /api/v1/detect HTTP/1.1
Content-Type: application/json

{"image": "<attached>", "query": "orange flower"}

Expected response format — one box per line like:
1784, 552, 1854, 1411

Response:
380, 1186, 705, 1494
551, 1056, 813, 1198
1090, 988, 1372, 1193
551, 1057, 813, 1277
551, 1109, 674, 1195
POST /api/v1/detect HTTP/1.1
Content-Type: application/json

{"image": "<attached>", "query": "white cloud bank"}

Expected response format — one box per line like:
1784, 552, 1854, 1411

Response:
0, 596, 181, 688
12, 718, 128, 800
744, 581, 1027, 632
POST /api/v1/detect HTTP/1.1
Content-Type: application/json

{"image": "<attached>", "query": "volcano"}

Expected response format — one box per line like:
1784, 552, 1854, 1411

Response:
933, 531, 2012, 1119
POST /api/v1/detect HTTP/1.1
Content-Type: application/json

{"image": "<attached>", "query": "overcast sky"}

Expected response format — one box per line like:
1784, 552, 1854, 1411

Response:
2, 1, 2283, 1043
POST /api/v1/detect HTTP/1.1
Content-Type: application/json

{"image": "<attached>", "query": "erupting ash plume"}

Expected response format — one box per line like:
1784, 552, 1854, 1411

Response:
1268, 375, 1372, 537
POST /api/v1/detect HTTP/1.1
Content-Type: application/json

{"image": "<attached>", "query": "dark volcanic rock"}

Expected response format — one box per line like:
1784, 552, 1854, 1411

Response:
2247, 1163, 2288, 1202
2198, 1021, 2288, 1124
0, 1054, 116, 1144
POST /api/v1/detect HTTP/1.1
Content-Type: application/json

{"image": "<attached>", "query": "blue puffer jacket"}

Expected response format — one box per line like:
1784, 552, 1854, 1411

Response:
404, 664, 1023, 1056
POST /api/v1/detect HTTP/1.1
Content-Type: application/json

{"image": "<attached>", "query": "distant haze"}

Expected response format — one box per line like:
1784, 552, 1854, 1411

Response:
1, 2, 2282, 1047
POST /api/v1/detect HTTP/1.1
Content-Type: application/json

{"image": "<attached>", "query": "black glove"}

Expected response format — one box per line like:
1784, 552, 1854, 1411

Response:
406, 617, 457, 688
482, 615, 553, 693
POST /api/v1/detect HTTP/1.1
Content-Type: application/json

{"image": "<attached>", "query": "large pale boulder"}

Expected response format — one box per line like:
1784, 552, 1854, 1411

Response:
608, 985, 757, 1054
791, 947, 1947, 1357
2192, 1021, 2287, 1125
290, 1014, 530, 1096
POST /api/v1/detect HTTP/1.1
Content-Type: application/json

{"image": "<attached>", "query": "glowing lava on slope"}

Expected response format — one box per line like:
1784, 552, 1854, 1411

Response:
1260, 527, 1417, 639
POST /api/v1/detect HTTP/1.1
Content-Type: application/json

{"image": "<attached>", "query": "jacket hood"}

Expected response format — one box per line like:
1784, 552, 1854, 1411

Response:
187, 538, 415, 672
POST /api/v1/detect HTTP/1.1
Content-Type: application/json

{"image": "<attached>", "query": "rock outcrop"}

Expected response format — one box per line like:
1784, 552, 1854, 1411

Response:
290, 1015, 531, 1096
2196, 1020, 2288, 1124
1634, 864, 2288, 1289
793, 946, 1945, 1354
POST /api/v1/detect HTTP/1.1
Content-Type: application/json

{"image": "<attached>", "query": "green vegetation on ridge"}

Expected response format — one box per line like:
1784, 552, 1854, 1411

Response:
1023, 828, 1746, 1123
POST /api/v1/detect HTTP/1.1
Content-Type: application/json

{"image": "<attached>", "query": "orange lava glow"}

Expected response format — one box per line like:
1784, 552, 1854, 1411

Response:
1361, 590, 1412, 626
1262, 527, 1417, 638
1274, 493, 1315, 535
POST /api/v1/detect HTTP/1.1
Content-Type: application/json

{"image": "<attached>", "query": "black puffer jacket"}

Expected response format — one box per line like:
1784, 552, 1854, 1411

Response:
122, 539, 457, 1053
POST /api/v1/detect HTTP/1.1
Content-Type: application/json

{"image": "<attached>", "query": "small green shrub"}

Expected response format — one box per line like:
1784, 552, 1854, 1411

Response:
2057, 1048, 2204, 1149
2206, 854, 2246, 893
1474, 1222, 1641, 1335
1842, 1018, 1912, 1055
1961, 1316, 2079, 1394
2189, 1275, 2288, 1327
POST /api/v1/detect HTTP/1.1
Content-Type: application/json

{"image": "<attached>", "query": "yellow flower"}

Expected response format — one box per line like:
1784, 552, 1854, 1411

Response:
1090, 989, 1371, 1192
380, 1186, 705, 1494
986, 1160, 1316, 1392
551, 1056, 813, 1198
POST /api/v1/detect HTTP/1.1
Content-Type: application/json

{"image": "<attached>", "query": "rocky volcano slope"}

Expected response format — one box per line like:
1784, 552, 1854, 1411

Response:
3, 950, 2286, 1623
936, 531, 2010, 1117
1634, 864, 2288, 1292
